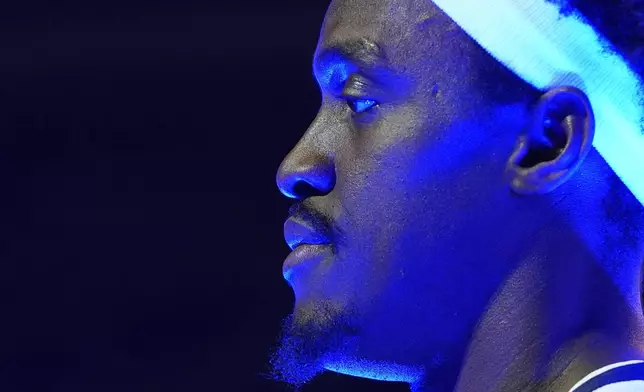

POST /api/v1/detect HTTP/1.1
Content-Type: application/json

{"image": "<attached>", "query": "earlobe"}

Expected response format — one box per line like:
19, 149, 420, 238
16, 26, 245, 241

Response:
506, 86, 595, 196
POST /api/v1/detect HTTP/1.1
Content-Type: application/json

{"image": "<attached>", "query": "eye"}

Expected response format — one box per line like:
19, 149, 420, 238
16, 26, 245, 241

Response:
346, 98, 378, 113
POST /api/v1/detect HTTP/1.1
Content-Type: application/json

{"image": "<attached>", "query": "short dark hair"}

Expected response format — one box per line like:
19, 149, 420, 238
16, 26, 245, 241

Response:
473, 0, 644, 104
469, 45, 542, 105
470, 0, 644, 236
548, 0, 644, 77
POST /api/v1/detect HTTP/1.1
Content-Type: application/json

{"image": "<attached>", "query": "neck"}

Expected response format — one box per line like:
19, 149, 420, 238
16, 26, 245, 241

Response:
413, 210, 644, 392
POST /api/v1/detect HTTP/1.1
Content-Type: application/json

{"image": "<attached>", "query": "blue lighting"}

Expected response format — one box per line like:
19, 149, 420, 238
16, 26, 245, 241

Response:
351, 99, 377, 113
323, 357, 423, 384
432, 0, 644, 206
315, 55, 357, 92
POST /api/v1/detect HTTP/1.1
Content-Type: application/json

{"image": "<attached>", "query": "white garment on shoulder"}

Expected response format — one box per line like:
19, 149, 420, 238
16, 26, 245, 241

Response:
594, 381, 644, 391
570, 360, 644, 392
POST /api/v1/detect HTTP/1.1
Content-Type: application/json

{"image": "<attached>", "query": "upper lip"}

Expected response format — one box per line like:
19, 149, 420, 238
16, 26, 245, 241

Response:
284, 204, 332, 250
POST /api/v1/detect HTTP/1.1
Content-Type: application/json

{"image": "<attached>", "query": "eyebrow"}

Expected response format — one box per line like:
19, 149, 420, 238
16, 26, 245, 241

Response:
332, 38, 384, 63
316, 38, 385, 68
313, 38, 386, 91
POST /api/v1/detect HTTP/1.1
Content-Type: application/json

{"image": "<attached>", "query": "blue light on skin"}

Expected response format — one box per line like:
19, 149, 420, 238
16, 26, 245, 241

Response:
323, 357, 424, 384
349, 99, 378, 113
314, 56, 382, 116
315, 54, 357, 93
274, 2, 644, 390
432, 0, 644, 207
313, 49, 413, 116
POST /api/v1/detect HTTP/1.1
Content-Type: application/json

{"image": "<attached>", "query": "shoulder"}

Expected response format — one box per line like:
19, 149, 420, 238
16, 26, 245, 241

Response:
570, 360, 644, 392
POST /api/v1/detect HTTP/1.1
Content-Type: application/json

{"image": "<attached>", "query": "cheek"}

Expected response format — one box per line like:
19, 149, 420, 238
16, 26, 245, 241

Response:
327, 128, 443, 298
323, 98, 512, 299
332, 106, 455, 240
327, 114, 504, 279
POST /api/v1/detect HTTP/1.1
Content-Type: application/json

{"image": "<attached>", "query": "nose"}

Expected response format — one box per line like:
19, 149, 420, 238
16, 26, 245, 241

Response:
276, 143, 336, 199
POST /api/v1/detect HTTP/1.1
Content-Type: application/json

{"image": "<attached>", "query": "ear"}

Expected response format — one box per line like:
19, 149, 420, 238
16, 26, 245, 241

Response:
506, 86, 595, 195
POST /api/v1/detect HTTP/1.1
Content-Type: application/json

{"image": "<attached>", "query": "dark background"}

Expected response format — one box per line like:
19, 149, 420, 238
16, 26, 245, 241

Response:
0, 1, 409, 391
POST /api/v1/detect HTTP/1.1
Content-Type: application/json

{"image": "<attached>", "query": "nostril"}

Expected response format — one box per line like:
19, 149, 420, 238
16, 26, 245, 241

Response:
292, 180, 327, 199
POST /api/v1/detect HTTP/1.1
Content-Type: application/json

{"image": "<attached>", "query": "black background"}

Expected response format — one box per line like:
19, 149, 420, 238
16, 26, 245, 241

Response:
0, 0, 409, 391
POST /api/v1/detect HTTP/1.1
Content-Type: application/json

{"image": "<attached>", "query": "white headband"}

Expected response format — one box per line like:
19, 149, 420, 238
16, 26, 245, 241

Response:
432, 0, 644, 205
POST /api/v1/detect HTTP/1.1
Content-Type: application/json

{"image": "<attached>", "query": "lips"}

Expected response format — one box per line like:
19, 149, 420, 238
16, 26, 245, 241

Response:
283, 214, 332, 250
282, 204, 333, 281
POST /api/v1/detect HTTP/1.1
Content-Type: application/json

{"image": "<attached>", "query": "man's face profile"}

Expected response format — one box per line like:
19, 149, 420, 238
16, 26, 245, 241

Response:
271, 0, 644, 390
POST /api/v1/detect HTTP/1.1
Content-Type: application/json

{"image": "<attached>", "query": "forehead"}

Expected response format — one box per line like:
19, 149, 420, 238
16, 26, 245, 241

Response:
317, 0, 459, 69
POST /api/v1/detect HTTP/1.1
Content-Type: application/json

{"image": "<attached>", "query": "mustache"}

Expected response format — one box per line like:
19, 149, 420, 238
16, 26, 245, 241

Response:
288, 200, 333, 230
288, 200, 349, 250
288, 200, 335, 236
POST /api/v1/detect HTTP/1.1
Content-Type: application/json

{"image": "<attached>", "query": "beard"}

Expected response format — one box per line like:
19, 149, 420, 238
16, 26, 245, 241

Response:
267, 300, 359, 389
